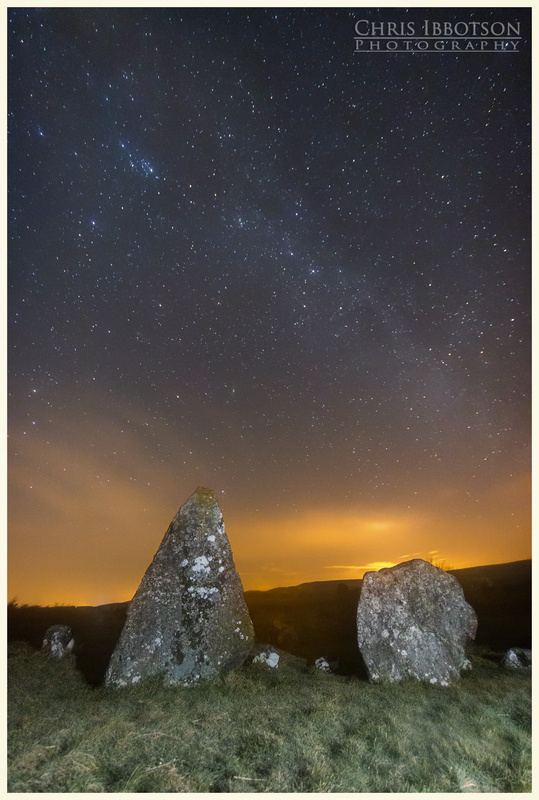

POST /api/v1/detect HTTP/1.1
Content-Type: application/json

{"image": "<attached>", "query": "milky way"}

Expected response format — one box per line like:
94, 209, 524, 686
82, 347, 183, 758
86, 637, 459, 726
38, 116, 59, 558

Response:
8, 7, 531, 604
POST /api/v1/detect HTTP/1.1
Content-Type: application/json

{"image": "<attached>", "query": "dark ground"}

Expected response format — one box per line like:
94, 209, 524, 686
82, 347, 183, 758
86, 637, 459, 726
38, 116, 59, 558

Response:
8, 559, 531, 686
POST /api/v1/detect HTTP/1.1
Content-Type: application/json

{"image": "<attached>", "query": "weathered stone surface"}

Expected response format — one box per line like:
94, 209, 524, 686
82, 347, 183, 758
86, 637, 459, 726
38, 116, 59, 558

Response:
501, 647, 531, 669
356, 559, 477, 685
105, 487, 254, 687
252, 650, 279, 668
42, 625, 74, 659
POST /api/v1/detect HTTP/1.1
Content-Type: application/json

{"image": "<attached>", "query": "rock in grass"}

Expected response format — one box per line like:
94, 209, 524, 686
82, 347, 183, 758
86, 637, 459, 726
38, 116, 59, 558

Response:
105, 487, 254, 687
42, 625, 75, 659
501, 647, 531, 669
252, 650, 280, 668
356, 559, 477, 686
315, 657, 331, 672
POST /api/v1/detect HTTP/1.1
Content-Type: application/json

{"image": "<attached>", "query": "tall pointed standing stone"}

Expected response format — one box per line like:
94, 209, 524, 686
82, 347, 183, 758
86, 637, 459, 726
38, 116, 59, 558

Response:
105, 487, 254, 687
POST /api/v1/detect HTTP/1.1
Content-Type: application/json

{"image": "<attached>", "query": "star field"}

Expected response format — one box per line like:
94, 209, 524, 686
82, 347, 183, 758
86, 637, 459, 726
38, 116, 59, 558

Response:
8, 8, 531, 604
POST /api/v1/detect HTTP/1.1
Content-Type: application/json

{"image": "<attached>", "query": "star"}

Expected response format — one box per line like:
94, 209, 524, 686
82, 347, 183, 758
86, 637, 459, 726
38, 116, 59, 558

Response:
7, 6, 531, 604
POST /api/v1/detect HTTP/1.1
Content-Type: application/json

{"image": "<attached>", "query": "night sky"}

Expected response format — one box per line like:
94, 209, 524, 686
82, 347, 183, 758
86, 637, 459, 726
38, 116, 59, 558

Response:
8, 7, 531, 606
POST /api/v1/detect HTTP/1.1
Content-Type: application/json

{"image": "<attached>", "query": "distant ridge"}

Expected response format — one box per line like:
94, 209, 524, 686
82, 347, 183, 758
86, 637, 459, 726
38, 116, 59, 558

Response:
242, 558, 531, 597
449, 558, 531, 577
9, 558, 531, 611
68, 558, 530, 611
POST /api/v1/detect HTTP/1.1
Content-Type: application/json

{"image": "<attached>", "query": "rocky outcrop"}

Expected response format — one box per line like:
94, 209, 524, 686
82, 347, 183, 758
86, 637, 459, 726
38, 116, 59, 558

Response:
105, 487, 254, 687
42, 625, 74, 659
356, 559, 477, 686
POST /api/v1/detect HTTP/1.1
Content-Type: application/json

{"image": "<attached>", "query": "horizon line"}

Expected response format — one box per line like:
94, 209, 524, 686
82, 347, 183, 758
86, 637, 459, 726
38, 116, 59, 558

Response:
8, 557, 531, 608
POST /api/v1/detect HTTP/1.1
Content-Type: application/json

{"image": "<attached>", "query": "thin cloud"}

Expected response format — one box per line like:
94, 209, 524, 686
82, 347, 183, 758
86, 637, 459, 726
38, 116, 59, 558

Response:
325, 561, 397, 572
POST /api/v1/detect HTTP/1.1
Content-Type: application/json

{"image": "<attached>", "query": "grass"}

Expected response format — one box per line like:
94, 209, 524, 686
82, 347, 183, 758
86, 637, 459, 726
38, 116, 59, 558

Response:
8, 640, 531, 792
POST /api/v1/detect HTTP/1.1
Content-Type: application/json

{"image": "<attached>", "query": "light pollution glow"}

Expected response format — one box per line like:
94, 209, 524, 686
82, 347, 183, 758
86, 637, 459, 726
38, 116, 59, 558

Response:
8, 400, 530, 607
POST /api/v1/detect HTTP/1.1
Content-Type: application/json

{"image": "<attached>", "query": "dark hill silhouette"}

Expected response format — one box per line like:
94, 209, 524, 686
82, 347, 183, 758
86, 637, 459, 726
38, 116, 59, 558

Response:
8, 560, 531, 686
448, 560, 531, 651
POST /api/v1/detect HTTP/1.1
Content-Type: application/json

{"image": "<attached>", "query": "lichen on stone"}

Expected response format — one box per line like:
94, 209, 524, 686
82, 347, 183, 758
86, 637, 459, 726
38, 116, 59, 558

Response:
105, 487, 254, 688
357, 559, 477, 685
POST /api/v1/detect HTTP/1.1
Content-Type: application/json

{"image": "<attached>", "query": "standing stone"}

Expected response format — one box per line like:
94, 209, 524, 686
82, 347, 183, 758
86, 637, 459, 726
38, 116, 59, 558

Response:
356, 559, 477, 686
42, 625, 75, 659
105, 487, 254, 687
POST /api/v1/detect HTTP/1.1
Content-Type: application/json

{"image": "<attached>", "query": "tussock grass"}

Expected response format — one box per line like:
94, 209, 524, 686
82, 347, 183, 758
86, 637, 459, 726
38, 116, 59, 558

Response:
8, 641, 531, 792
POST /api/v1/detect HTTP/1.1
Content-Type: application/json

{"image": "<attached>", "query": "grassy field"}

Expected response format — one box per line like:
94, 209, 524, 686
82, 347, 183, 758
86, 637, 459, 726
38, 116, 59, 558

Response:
8, 640, 531, 793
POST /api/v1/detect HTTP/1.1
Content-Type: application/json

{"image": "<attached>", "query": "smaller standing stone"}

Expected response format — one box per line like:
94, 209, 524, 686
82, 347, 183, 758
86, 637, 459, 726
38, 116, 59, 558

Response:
42, 625, 75, 659
357, 559, 477, 685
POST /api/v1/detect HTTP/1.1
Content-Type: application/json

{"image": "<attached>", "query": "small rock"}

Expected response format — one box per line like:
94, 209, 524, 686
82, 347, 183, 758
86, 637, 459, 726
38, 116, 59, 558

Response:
42, 625, 75, 659
501, 647, 531, 669
314, 657, 331, 672
253, 650, 279, 668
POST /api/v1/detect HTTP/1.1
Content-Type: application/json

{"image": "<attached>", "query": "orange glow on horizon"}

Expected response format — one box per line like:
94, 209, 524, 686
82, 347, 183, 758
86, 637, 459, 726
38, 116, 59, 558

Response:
8, 407, 531, 607
9, 504, 531, 607
8, 551, 530, 608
